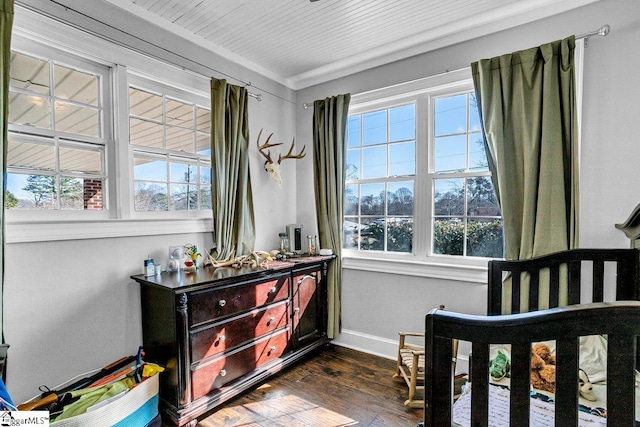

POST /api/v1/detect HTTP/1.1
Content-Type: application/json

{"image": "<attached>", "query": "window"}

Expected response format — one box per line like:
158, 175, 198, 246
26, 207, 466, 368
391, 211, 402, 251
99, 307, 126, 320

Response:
6, 50, 109, 212
128, 80, 211, 212
344, 71, 503, 261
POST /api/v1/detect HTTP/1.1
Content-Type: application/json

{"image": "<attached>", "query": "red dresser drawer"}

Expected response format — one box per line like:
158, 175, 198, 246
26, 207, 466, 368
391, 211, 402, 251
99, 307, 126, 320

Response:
190, 300, 290, 362
190, 274, 290, 326
191, 327, 290, 400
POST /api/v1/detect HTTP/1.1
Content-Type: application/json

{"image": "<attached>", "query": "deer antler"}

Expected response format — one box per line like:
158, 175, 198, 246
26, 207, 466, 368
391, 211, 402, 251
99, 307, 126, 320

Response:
256, 129, 283, 164
278, 138, 306, 164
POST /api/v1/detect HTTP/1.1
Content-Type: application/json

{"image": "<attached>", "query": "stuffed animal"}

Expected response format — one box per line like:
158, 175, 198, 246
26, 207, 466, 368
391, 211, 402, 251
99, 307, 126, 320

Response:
578, 368, 597, 401
530, 343, 556, 393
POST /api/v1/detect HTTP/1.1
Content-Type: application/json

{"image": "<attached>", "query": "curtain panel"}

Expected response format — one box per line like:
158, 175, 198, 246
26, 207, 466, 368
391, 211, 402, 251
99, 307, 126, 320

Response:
472, 36, 579, 262
0, 0, 13, 351
312, 94, 350, 339
210, 78, 255, 259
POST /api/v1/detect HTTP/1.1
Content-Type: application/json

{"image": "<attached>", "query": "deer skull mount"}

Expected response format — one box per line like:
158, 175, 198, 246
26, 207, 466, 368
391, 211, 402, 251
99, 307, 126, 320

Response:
256, 129, 306, 188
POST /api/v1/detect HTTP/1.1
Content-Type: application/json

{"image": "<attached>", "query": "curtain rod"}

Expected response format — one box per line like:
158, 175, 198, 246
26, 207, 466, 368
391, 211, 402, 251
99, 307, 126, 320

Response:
302, 23, 610, 110
17, 0, 270, 102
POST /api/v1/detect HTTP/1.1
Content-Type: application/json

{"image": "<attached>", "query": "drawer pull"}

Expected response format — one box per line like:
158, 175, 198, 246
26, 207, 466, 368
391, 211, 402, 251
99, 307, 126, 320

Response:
269, 316, 276, 324
294, 307, 300, 313
219, 369, 227, 377
269, 286, 277, 293
218, 299, 226, 307
217, 334, 226, 342
269, 346, 276, 354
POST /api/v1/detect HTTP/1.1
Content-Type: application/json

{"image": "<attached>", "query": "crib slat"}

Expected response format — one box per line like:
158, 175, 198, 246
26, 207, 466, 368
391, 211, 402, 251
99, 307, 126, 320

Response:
568, 260, 581, 305
471, 342, 489, 427
510, 342, 530, 426
607, 333, 636, 426
555, 338, 579, 427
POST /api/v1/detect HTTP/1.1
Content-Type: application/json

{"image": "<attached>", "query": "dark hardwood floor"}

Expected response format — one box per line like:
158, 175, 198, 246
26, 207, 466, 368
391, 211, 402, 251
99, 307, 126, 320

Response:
163, 345, 424, 427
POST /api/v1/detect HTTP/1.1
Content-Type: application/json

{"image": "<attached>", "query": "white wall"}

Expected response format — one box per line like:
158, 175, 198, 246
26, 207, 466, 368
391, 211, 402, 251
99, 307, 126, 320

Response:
5, 0, 639, 403
4, 3, 298, 403
295, 0, 640, 367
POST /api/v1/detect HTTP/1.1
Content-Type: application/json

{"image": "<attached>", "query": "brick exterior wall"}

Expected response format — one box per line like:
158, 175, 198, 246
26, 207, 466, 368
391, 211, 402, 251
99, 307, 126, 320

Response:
84, 179, 103, 210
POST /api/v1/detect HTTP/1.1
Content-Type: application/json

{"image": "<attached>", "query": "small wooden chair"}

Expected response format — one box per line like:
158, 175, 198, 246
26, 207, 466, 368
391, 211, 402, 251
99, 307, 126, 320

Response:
394, 305, 459, 408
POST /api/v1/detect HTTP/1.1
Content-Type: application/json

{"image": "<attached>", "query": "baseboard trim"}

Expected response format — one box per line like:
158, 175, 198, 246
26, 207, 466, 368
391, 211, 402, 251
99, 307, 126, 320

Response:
331, 328, 470, 374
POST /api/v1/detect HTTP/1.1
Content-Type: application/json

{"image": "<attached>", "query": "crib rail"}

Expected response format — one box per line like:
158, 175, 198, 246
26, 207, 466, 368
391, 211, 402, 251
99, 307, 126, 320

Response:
424, 302, 640, 427
488, 248, 640, 315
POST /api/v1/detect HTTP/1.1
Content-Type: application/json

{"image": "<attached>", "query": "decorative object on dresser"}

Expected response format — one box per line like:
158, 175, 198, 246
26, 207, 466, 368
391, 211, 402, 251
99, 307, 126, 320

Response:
131, 255, 333, 426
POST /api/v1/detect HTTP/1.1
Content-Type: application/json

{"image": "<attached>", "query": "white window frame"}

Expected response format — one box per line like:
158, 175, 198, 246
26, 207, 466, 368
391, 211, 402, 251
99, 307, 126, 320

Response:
6, 6, 213, 243
125, 73, 212, 219
343, 68, 498, 282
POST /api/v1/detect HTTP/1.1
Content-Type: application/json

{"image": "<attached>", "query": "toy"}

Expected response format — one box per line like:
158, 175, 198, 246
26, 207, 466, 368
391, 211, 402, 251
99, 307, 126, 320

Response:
578, 368, 597, 401
530, 342, 556, 393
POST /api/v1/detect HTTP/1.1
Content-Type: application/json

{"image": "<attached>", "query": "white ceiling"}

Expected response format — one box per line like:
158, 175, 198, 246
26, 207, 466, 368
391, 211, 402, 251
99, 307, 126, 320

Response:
101, 0, 598, 89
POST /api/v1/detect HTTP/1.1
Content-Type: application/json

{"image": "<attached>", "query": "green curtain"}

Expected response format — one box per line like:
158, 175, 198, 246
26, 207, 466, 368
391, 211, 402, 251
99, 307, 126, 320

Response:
0, 0, 13, 355
210, 78, 255, 259
472, 36, 579, 261
312, 94, 350, 339
472, 37, 579, 312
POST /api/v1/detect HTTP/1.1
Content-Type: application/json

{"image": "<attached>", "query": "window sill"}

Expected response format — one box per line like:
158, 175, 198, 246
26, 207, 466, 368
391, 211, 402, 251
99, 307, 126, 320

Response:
342, 254, 488, 283
6, 217, 213, 243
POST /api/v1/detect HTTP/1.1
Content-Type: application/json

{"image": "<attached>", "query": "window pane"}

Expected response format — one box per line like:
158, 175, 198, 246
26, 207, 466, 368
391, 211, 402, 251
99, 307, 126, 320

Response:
387, 181, 413, 215
200, 164, 211, 184
134, 181, 167, 211
170, 162, 196, 183
467, 176, 500, 216
469, 93, 481, 132
389, 104, 414, 142
200, 186, 212, 210
59, 145, 102, 174
433, 218, 464, 255
467, 218, 504, 258
387, 218, 412, 252
360, 183, 384, 215
166, 98, 193, 128
434, 94, 467, 136
344, 184, 358, 216
7, 140, 54, 171
362, 110, 386, 146
9, 93, 51, 128
59, 177, 84, 210
347, 115, 361, 148
166, 125, 193, 152
196, 107, 210, 133
130, 88, 162, 121
196, 132, 210, 156
343, 218, 359, 249
130, 118, 163, 148
55, 101, 99, 137
362, 145, 386, 179
82, 178, 104, 211
134, 156, 167, 181
389, 141, 415, 176
434, 178, 464, 216
468, 133, 488, 171
10, 52, 50, 95
170, 184, 197, 210
434, 135, 466, 172
6, 173, 54, 209
346, 149, 360, 180
54, 64, 98, 106
359, 217, 384, 251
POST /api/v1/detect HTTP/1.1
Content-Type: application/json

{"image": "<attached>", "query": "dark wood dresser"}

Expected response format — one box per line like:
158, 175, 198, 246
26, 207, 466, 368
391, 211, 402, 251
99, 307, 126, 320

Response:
131, 256, 333, 426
